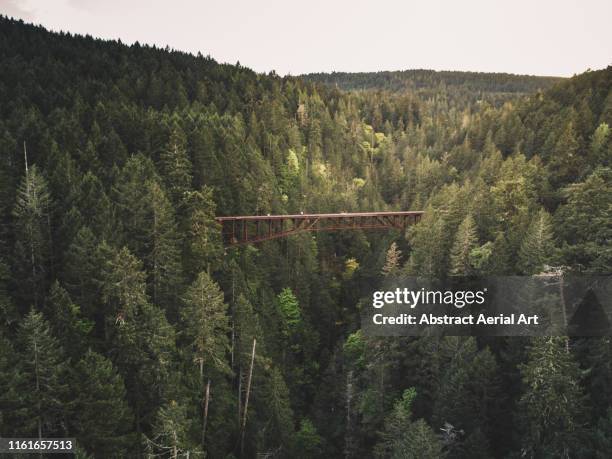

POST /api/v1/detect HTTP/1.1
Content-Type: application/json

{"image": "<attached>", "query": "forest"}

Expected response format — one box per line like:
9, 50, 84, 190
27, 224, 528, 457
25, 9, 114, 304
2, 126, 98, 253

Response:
0, 15, 611, 458
302, 69, 564, 106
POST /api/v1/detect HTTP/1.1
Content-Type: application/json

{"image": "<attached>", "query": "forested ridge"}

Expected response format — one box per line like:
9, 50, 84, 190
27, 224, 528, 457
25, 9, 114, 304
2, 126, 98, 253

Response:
0, 16, 611, 458
302, 69, 564, 106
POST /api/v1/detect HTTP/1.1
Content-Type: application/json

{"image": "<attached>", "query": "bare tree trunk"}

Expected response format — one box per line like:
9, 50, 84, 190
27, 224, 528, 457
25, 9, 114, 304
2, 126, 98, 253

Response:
231, 323, 235, 370
46, 211, 54, 277
240, 338, 256, 457
34, 340, 42, 442
559, 273, 569, 353
202, 379, 211, 447
231, 265, 235, 370
24, 142, 39, 308
172, 428, 178, 459
345, 370, 354, 459
237, 369, 242, 427
153, 209, 158, 305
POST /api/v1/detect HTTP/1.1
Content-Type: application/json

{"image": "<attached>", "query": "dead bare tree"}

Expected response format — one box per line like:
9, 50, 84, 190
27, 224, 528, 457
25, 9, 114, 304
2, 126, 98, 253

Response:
202, 379, 211, 446
240, 338, 256, 457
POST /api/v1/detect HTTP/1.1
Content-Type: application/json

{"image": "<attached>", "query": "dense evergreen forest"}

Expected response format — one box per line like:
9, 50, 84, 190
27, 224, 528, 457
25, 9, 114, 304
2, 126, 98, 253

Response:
0, 16, 610, 458
302, 69, 564, 106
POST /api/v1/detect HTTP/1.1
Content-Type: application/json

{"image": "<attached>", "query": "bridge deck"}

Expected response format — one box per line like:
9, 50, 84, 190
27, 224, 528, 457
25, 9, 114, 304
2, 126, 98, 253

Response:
216, 211, 424, 246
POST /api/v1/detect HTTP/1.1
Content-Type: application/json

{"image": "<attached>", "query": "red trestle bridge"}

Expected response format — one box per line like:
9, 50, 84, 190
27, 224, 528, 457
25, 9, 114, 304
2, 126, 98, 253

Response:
216, 211, 424, 246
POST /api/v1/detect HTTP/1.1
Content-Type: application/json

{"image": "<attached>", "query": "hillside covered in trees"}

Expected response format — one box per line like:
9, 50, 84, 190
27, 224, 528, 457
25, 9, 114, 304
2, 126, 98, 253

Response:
302, 69, 564, 106
0, 16, 611, 458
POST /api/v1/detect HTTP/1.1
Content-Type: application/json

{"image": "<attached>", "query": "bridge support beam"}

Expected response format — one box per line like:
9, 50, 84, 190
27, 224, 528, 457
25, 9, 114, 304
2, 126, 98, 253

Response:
216, 211, 423, 246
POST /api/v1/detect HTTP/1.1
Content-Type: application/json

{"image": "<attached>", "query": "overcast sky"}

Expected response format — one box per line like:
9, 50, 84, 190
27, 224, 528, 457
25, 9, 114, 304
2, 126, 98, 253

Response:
2, 0, 611, 77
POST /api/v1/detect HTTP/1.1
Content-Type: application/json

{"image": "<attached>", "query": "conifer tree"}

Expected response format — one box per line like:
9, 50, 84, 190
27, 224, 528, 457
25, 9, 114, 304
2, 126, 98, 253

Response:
13, 165, 53, 307
0, 333, 20, 433
550, 121, 581, 185
518, 337, 585, 457
262, 367, 295, 449
103, 247, 175, 440
382, 241, 402, 276
234, 293, 263, 369
181, 271, 230, 375
555, 167, 611, 272
518, 208, 555, 274
183, 186, 222, 276
75, 172, 114, 238
277, 287, 302, 336
406, 210, 447, 277
489, 231, 513, 274
0, 257, 16, 326
69, 350, 133, 457
160, 121, 193, 205
15, 310, 68, 438
589, 123, 609, 164
449, 214, 478, 276
375, 388, 444, 458
148, 400, 200, 458
395, 419, 445, 459
433, 338, 499, 443
112, 154, 159, 257
47, 281, 93, 360
147, 181, 182, 314
101, 246, 148, 326
61, 226, 99, 315
180, 271, 229, 447
292, 419, 323, 458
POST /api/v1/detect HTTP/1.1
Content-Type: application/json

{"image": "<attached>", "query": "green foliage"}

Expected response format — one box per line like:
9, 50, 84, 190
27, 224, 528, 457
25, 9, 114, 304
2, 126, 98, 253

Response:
180, 271, 229, 373
406, 210, 447, 277
292, 418, 323, 458
591, 409, 612, 458
343, 330, 366, 368
468, 241, 494, 273
278, 287, 302, 331
160, 121, 193, 205
518, 208, 556, 274
61, 226, 101, 315
518, 337, 585, 457
382, 242, 402, 276
69, 350, 133, 456
0, 333, 20, 432
12, 165, 52, 307
432, 338, 500, 444
14, 310, 68, 437
555, 168, 612, 272
101, 246, 149, 323
147, 399, 201, 457
183, 186, 222, 275
590, 123, 610, 163
47, 281, 93, 360
103, 247, 175, 435
375, 388, 444, 459
0, 258, 17, 326
261, 367, 295, 449
0, 16, 610, 458
391, 419, 445, 459
304, 69, 561, 98
449, 214, 478, 276
147, 180, 183, 314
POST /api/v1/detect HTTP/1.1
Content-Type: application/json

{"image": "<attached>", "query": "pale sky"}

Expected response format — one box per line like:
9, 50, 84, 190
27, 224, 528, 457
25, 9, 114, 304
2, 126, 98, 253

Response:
1, 0, 611, 77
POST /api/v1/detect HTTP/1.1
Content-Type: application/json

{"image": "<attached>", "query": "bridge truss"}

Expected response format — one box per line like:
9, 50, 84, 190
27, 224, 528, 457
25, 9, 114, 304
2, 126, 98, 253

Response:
216, 211, 424, 246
